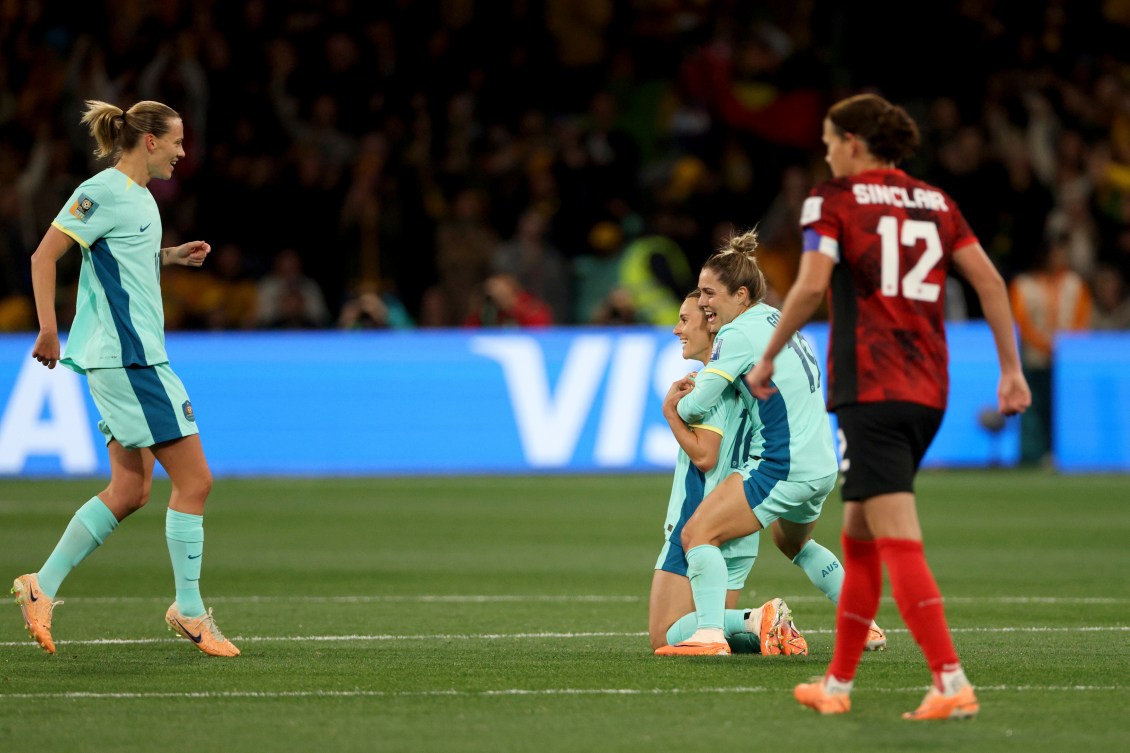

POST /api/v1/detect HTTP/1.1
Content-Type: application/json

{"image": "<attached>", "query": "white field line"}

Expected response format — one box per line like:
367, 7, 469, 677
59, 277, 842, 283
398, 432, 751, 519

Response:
2, 624, 1128, 649
33, 594, 1130, 605
48, 594, 643, 604
0, 685, 1124, 701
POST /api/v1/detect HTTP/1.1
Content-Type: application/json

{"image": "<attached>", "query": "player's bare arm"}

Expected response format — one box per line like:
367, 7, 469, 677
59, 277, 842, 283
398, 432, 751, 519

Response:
745, 252, 833, 399
29, 226, 76, 369
162, 240, 211, 267
953, 242, 1032, 416
662, 377, 721, 472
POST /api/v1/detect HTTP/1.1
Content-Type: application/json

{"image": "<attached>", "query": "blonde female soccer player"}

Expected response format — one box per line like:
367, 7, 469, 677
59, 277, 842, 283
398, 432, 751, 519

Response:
12, 99, 239, 657
656, 231, 884, 658
650, 290, 802, 656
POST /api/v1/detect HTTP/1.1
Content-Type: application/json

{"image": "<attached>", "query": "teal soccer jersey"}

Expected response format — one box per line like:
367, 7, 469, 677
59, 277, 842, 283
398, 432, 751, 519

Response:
677, 304, 838, 482
51, 168, 166, 373
659, 393, 758, 576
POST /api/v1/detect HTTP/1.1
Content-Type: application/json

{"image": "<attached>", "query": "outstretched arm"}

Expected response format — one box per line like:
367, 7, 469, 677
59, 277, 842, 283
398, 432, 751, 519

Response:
744, 251, 833, 398
953, 242, 1031, 416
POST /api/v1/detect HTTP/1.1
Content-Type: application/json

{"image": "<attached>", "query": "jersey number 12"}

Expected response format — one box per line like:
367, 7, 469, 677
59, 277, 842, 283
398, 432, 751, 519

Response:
876, 216, 942, 302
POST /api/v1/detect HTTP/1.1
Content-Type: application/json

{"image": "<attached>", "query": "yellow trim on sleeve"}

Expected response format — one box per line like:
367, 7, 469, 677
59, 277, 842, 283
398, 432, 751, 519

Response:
51, 221, 90, 249
702, 367, 735, 382
690, 423, 724, 437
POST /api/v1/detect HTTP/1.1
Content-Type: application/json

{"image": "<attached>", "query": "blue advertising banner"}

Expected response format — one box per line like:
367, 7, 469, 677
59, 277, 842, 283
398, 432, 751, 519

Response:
1053, 332, 1130, 472
0, 323, 1059, 478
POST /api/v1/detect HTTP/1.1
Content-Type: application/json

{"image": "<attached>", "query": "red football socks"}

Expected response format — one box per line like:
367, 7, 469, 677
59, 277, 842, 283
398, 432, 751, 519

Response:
827, 534, 882, 682
877, 537, 960, 676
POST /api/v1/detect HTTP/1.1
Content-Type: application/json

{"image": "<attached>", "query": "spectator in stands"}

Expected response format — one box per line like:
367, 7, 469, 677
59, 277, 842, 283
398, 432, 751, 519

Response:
589, 287, 640, 325
1091, 263, 1130, 330
1009, 232, 1094, 464
0, 2, 1124, 330
256, 248, 331, 329
573, 220, 629, 324
463, 273, 553, 328
617, 232, 694, 326
193, 242, 259, 330
491, 206, 571, 324
545, 0, 615, 110
265, 284, 325, 330
338, 282, 414, 330
423, 186, 498, 326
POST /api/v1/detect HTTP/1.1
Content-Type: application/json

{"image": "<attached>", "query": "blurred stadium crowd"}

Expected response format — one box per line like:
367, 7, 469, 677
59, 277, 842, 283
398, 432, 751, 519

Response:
2, 0, 1130, 332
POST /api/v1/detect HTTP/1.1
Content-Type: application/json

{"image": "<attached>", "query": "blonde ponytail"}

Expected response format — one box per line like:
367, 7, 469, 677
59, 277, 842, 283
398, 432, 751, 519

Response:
79, 99, 181, 160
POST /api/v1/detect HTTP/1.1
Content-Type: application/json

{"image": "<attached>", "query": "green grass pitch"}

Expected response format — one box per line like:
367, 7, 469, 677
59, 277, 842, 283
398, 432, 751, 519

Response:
1, 470, 1127, 752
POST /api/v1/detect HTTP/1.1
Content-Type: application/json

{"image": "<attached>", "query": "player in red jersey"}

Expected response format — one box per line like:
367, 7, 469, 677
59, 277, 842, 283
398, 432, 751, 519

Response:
744, 93, 1031, 720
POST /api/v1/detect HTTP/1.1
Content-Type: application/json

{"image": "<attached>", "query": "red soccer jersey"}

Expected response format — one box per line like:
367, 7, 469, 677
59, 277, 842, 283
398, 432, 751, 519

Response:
799, 168, 978, 411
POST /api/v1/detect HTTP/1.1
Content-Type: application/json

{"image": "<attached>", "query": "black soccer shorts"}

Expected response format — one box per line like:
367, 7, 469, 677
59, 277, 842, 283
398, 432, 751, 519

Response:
835, 400, 944, 502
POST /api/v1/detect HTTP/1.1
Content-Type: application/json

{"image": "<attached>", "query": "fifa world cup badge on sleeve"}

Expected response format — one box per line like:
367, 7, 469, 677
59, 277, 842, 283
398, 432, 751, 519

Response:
800, 196, 823, 225
69, 194, 100, 223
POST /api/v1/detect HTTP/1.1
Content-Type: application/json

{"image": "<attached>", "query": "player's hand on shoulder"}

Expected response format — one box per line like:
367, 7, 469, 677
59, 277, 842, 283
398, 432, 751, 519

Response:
743, 361, 777, 400
664, 376, 695, 407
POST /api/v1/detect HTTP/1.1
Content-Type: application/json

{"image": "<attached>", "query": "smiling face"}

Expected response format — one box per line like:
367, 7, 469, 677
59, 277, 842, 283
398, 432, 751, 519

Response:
148, 118, 185, 180
697, 266, 749, 331
673, 296, 712, 364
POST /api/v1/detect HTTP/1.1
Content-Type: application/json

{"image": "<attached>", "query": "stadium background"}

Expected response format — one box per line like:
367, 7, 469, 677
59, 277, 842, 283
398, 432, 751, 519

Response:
1, 1, 1129, 474
1, 6, 1129, 753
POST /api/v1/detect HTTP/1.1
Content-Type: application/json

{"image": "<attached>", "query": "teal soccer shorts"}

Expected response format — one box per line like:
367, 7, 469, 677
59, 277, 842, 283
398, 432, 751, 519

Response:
655, 537, 759, 590
742, 470, 837, 529
86, 363, 199, 449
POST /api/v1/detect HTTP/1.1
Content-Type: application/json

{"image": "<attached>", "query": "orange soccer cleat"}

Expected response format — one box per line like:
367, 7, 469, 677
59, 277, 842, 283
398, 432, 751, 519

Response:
902, 685, 980, 720
165, 604, 241, 657
794, 677, 852, 715
865, 620, 887, 651
654, 640, 731, 656
759, 598, 807, 656
12, 573, 61, 655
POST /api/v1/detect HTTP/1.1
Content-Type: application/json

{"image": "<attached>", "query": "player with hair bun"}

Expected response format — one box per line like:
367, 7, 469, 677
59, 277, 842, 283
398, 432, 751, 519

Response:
656, 229, 883, 657
651, 289, 803, 657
